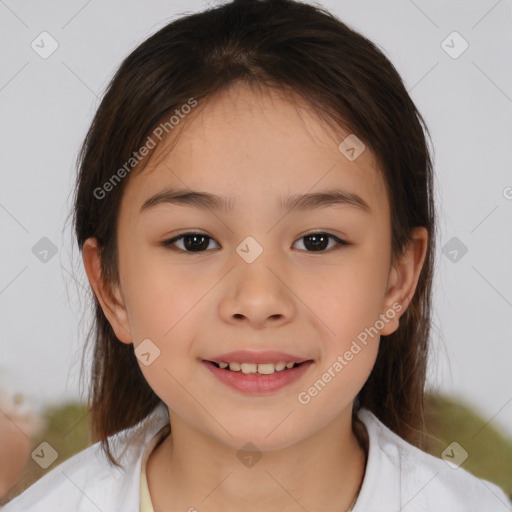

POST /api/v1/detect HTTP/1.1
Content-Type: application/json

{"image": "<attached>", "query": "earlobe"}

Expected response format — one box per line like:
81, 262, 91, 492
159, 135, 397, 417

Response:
82, 238, 133, 345
380, 227, 429, 336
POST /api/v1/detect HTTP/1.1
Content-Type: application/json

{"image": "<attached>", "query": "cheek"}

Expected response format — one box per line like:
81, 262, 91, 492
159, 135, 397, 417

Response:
311, 255, 390, 342
315, 280, 382, 387
297, 263, 386, 414
120, 244, 203, 341
120, 245, 210, 381
295, 339, 379, 434
122, 260, 206, 411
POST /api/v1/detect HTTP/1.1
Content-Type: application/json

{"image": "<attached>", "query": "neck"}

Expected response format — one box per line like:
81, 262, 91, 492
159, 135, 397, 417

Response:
147, 407, 367, 512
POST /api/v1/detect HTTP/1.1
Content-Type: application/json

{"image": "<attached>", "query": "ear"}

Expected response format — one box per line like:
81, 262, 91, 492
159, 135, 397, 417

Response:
82, 237, 133, 345
380, 227, 429, 336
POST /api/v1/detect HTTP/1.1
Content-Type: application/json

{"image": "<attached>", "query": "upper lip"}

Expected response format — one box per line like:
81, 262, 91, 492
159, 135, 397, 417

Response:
205, 350, 313, 364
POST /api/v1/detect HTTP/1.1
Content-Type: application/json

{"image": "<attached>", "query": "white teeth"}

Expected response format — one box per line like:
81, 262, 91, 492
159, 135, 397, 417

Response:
256, 363, 275, 375
218, 361, 299, 374
241, 363, 258, 374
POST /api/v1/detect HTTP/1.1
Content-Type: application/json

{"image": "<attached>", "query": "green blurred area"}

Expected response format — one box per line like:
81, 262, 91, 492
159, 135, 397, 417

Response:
4, 393, 512, 503
424, 393, 512, 497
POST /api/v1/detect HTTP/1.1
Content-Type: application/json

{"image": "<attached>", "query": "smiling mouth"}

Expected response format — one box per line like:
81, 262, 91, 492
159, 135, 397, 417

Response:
205, 360, 310, 375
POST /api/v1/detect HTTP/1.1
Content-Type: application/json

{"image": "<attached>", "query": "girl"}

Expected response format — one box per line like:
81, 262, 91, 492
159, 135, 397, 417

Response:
3, 0, 510, 510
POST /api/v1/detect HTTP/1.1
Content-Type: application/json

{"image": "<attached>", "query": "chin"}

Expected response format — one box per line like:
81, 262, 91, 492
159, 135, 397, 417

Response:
208, 415, 311, 453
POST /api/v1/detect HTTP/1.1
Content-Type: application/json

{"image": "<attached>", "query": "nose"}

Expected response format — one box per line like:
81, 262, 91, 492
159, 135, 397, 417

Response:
218, 253, 296, 329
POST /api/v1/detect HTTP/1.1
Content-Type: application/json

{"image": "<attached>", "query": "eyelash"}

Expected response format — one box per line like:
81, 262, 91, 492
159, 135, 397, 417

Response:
161, 231, 350, 253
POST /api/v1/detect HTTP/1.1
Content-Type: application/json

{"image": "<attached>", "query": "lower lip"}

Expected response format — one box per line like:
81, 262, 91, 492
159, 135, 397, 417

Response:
201, 360, 314, 394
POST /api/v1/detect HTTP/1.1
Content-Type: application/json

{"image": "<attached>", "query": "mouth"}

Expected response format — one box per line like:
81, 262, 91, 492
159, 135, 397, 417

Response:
204, 360, 310, 375
201, 358, 314, 394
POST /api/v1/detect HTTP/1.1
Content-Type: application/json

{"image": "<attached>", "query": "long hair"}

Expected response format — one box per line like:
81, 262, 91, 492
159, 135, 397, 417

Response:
72, 0, 436, 465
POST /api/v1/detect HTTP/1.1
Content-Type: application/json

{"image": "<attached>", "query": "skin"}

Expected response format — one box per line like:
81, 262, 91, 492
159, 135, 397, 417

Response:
83, 82, 428, 512
0, 420, 31, 499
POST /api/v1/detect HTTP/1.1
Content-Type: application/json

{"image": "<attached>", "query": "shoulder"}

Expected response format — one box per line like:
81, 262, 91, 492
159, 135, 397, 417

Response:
2, 403, 169, 512
2, 442, 113, 512
354, 408, 512, 512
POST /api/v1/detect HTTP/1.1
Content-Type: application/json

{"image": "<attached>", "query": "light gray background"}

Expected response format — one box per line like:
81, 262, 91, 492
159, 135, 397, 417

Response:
1, 0, 511, 436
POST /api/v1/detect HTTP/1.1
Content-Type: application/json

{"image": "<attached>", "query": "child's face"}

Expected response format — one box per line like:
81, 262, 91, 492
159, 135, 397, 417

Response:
87, 82, 420, 450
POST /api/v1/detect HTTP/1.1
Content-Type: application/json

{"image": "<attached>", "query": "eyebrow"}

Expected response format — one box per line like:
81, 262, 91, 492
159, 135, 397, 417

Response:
139, 187, 371, 215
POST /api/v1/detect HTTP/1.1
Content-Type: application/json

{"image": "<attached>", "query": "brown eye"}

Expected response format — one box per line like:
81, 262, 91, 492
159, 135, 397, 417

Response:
162, 233, 220, 252
293, 232, 348, 252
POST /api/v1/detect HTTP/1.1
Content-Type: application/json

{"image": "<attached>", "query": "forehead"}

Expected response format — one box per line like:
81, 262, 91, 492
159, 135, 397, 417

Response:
120, 82, 388, 222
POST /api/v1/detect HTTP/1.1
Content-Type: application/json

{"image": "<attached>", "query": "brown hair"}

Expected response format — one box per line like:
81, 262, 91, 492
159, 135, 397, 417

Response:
72, 0, 436, 466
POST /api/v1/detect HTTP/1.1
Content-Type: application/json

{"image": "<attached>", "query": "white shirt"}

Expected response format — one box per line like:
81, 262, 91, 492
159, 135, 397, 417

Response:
2, 403, 510, 511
